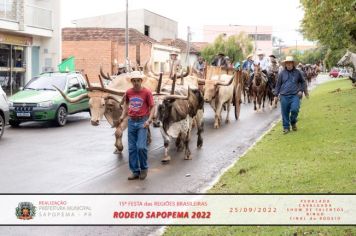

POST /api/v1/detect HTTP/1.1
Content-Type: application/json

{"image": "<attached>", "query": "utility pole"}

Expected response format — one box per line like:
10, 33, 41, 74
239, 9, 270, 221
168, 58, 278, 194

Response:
295, 40, 298, 58
254, 25, 257, 56
125, 0, 129, 71
185, 26, 191, 66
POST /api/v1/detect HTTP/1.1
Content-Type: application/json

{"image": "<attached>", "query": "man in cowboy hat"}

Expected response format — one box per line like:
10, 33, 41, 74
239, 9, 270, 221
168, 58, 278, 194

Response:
168, 51, 181, 78
193, 56, 206, 77
212, 52, 228, 67
117, 63, 126, 75
274, 56, 309, 134
266, 54, 280, 93
248, 50, 269, 87
118, 71, 155, 180
268, 55, 279, 73
242, 53, 254, 73
252, 50, 269, 73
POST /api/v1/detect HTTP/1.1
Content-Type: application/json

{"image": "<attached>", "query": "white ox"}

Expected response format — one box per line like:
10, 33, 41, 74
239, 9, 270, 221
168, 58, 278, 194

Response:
199, 72, 235, 128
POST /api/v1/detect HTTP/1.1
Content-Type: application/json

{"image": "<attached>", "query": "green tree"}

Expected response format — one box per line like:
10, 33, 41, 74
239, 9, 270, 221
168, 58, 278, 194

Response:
300, 0, 356, 50
300, 0, 356, 68
292, 46, 328, 65
201, 33, 254, 64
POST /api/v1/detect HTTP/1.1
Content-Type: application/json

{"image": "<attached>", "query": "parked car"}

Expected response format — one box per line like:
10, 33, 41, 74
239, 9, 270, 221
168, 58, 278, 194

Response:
329, 68, 339, 78
338, 69, 351, 78
0, 85, 9, 139
8, 72, 89, 127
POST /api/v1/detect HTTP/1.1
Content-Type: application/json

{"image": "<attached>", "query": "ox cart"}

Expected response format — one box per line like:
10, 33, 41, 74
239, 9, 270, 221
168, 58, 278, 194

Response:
201, 65, 243, 121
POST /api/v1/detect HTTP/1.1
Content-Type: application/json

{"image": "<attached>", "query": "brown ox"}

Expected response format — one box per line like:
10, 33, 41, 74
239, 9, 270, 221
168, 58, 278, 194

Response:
198, 66, 235, 128
157, 87, 204, 162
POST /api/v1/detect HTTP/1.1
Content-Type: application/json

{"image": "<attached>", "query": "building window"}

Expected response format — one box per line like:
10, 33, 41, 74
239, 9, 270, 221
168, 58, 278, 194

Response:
248, 34, 272, 41
144, 25, 150, 37
0, 44, 26, 95
0, 0, 17, 21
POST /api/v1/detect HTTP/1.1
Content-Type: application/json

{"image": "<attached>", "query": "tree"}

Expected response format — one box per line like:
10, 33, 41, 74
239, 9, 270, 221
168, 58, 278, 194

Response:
300, 0, 356, 50
300, 0, 356, 68
290, 46, 328, 65
201, 33, 254, 64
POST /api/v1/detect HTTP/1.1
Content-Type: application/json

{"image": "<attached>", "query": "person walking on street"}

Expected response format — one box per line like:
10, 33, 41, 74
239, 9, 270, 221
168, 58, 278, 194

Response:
274, 56, 309, 134
118, 71, 155, 180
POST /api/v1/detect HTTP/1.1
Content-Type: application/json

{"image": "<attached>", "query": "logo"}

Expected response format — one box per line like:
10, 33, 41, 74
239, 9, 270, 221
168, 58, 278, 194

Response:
129, 97, 143, 111
16, 202, 36, 220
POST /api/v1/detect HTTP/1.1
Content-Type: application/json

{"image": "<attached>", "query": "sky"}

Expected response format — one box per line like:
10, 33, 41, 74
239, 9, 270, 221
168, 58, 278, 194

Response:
61, 0, 314, 46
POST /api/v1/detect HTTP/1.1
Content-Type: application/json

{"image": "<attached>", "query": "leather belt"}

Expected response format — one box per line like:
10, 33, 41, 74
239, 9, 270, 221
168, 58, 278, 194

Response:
129, 116, 148, 121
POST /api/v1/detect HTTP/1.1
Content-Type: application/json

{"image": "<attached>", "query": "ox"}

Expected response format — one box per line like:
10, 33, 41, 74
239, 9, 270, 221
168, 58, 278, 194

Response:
197, 67, 235, 129
55, 72, 166, 154
157, 87, 204, 162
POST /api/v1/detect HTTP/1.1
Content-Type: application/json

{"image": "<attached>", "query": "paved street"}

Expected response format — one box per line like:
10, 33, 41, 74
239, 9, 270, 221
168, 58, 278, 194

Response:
0, 75, 330, 236
0, 99, 280, 193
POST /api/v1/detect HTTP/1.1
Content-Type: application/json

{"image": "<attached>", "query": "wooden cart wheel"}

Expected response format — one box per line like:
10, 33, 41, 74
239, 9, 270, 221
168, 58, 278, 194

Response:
234, 83, 242, 120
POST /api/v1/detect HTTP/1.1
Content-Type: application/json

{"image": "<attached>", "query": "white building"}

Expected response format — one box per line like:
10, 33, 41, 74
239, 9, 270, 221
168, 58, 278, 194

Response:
203, 25, 273, 57
0, 0, 61, 95
73, 9, 178, 42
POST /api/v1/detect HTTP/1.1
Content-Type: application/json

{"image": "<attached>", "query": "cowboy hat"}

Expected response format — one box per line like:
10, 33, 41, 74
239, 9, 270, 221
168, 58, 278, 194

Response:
256, 49, 265, 56
246, 53, 253, 59
128, 71, 145, 80
281, 56, 298, 66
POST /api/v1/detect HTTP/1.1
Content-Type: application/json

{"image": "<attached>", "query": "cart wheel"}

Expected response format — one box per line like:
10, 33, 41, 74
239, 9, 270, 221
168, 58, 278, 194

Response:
234, 83, 242, 120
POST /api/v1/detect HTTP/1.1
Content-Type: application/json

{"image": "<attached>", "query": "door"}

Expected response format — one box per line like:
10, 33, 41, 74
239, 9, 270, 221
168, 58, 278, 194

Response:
67, 76, 88, 113
31, 46, 40, 77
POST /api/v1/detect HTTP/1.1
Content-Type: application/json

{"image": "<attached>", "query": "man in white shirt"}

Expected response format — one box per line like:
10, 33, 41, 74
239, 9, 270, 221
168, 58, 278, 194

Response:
249, 50, 268, 86
251, 50, 269, 74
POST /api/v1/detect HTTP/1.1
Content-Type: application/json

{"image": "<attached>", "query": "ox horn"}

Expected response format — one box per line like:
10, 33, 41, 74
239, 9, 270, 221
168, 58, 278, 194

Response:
87, 86, 126, 96
106, 94, 122, 104
98, 75, 105, 88
100, 66, 112, 81
53, 85, 89, 103
149, 61, 160, 77
176, 67, 190, 78
85, 74, 92, 88
215, 74, 235, 86
144, 61, 159, 79
163, 94, 189, 100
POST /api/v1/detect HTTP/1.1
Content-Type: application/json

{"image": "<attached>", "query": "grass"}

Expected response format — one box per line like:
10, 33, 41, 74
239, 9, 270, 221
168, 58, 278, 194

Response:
164, 79, 356, 235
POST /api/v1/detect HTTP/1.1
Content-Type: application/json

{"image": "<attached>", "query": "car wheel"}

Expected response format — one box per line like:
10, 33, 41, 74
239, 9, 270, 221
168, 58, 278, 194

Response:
54, 106, 67, 127
0, 115, 4, 139
9, 120, 20, 128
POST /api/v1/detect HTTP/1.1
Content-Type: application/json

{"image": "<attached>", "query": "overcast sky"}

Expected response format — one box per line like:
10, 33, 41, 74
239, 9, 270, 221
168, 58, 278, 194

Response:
61, 0, 314, 46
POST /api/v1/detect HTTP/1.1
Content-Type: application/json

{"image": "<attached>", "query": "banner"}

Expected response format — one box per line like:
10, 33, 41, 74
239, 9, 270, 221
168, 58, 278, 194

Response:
1, 194, 355, 225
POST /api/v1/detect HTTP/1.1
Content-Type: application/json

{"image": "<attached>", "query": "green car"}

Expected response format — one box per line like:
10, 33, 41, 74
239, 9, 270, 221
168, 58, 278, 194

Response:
8, 72, 89, 127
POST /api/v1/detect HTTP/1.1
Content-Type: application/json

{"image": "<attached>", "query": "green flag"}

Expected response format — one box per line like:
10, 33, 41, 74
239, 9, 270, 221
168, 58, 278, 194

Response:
58, 56, 75, 72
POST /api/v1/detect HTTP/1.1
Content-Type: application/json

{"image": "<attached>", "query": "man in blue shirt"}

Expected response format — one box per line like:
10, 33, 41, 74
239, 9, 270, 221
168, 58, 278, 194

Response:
274, 56, 309, 134
242, 54, 254, 73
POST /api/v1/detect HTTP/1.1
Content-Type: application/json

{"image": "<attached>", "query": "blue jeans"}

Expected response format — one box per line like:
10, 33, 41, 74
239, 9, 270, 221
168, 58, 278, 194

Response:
280, 95, 300, 130
128, 117, 148, 174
